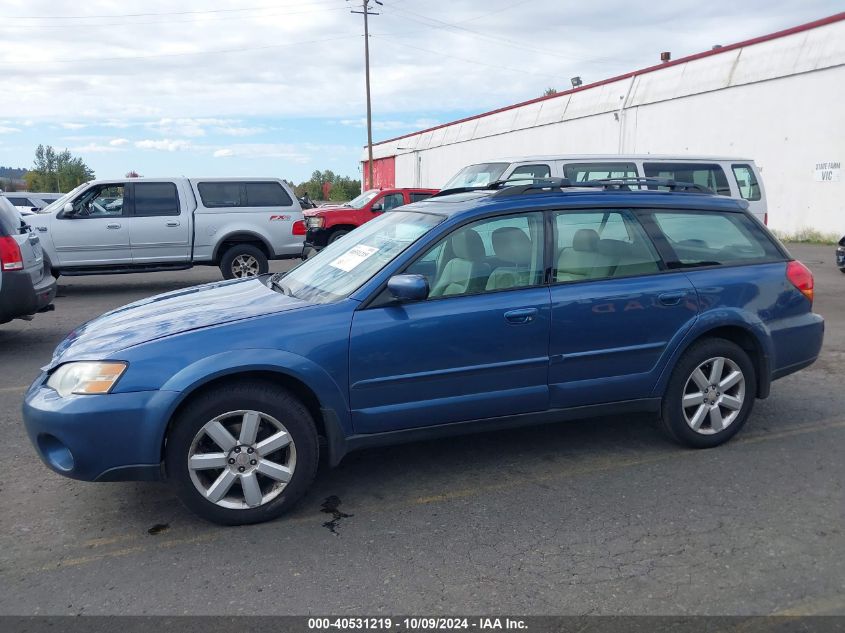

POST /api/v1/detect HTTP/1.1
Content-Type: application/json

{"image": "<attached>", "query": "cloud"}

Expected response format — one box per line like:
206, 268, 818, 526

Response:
61, 122, 88, 130
109, 138, 130, 146
213, 148, 234, 158
339, 118, 441, 131
70, 142, 124, 153
135, 138, 193, 152
0, 126, 21, 134
214, 126, 265, 137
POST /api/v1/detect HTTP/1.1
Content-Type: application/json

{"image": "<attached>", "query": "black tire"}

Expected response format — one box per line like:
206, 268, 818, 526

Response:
660, 338, 756, 448
328, 229, 350, 244
839, 267, 845, 274
219, 244, 269, 280
165, 380, 319, 525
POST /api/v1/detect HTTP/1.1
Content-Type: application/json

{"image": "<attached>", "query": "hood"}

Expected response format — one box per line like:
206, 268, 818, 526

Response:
50, 277, 309, 366
303, 205, 347, 217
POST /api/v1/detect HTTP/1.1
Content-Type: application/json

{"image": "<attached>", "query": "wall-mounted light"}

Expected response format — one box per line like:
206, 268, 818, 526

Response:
660, 51, 671, 63
570, 76, 582, 88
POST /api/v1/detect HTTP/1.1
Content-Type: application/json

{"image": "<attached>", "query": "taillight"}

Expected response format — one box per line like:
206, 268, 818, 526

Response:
292, 220, 306, 235
786, 260, 814, 305
763, 213, 768, 226
0, 236, 23, 271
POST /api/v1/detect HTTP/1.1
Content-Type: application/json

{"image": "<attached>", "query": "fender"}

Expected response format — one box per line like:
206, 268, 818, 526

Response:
650, 308, 774, 399
211, 230, 275, 261
158, 348, 352, 457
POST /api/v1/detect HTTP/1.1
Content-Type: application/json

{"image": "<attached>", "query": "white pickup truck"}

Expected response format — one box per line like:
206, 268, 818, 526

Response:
30, 177, 305, 279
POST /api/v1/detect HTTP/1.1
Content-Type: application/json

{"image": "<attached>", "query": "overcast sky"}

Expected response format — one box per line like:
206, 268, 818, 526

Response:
0, 0, 841, 185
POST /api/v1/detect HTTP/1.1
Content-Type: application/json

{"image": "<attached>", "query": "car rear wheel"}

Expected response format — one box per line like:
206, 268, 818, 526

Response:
328, 229, 350, 244
165, 381, 319, 525
220, 244, 269, 280
660, 338, 756, 448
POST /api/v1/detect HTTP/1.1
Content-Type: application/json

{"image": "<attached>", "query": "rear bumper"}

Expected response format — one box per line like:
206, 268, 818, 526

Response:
0, 269, 56, 324
22, 377, 180, 482
770, 312, 824, 381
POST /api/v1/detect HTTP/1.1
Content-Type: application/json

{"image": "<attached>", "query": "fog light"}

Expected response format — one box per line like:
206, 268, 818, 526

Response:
38, 434, 74, 472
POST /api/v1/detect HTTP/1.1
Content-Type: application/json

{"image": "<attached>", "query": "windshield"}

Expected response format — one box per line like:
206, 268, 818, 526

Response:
39, 182, 89, 214
345, 189, 380, 209
278, 210, 443, 304
442, 162, 508, 190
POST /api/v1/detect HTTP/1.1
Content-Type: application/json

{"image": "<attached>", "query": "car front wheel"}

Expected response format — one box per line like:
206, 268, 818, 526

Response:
165, 381, 319, 525
660, 338, 756, 448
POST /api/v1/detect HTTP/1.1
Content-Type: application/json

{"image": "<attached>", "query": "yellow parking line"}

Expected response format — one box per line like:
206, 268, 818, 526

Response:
26, 418, 845, 574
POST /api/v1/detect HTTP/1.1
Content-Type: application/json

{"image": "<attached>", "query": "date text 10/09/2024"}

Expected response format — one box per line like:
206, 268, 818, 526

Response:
307, 618, 528, 630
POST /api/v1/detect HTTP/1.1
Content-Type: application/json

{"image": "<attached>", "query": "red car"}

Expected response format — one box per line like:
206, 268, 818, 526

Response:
303, 188, 437, 252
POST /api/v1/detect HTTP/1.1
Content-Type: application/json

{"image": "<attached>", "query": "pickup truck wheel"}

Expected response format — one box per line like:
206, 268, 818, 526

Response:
660, 338, 756, 448
165, 381, 319, 525
328, 229, 350, 244
220, 244, 268, 280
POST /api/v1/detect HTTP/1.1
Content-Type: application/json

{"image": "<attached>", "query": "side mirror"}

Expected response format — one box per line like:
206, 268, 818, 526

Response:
387, 274, 428, 302
371, 202, 383, 212
63, 202, 74, 214
30, 207, 40, 213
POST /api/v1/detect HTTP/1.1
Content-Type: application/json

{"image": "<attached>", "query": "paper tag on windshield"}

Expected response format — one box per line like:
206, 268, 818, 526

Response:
329, 244, 379, 272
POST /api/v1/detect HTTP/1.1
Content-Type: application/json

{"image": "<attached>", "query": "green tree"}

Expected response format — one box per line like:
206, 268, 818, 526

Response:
295, 170, 360, 202
26, 145, 94, 192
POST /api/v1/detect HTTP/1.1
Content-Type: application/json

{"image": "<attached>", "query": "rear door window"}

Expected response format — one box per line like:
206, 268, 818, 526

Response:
644, 163, 731, 195
410, 192, 434, 203
244, 181, 292, 207
133, 182, 180, 217
380, 193, 405, 211
197, 182, 242, 207
732, 164, 761, 201
6, 196, 33, 207
648, 210, 783, 267
563, 162, 639, 183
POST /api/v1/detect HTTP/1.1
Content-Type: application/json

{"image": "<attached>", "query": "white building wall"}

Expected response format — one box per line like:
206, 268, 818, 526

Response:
368, 17, 845, 235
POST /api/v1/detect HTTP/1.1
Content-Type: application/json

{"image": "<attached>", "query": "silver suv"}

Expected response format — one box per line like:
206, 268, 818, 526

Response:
0, 198, 56, 324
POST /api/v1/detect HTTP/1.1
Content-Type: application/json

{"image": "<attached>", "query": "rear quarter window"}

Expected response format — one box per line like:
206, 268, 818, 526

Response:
0, 205, 19, 236
649, 210, 783, 268
244, 182, 292, 207
644, 163, 731, 196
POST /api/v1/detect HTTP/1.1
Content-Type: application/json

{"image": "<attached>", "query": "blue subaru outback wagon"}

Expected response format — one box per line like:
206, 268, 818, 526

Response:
23, 179, 824, 524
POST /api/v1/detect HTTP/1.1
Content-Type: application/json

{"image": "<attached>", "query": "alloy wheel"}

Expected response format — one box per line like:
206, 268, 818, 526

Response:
187, 410, 297, 509
231, 254, 259, 278
681, 356, 746, 435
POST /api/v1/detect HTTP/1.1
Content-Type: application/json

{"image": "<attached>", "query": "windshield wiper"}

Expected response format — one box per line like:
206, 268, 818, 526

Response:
269, 275, 294, 297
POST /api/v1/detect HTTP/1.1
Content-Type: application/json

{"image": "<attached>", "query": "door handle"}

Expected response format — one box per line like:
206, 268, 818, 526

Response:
166, 221, 180, 227
107, 223, 121, 229
504, 308, 538, 324
658, 291, 686, 306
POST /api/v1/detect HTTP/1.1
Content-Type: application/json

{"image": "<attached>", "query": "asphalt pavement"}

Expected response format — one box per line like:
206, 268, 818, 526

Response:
0, 246, 843, 615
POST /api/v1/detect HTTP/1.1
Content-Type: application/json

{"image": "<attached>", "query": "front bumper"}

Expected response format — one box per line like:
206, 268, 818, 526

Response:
304, 228, 331, 251
836, 242, 845, 269
22, 376, 181, 482
0, 269, 56, 324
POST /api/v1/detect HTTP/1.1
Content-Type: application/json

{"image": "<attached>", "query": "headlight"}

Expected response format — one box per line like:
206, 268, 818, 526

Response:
306, 216, 324, 229
47, 362, 127, 397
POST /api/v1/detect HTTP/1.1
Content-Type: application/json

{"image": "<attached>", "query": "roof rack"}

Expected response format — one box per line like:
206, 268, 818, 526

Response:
490, 177, 713, 197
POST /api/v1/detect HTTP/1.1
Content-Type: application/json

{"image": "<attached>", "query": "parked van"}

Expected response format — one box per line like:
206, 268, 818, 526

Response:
442, 155, 768, 224
30, 177, 305, 279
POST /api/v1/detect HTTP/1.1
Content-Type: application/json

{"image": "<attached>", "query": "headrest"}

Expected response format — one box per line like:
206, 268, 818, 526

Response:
491, 227, 531, 264
572, 228, 599, 252
451, 228, 485, 261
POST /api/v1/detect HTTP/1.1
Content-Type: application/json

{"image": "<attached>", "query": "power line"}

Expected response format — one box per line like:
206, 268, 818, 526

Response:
1, 0, 347, 20
0, 33, 358, 66
0, 5, 352, 31
371, 35, 562, 81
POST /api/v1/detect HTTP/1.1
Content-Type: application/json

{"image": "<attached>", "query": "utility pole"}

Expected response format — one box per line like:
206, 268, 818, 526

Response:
350, 0, 381, 190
